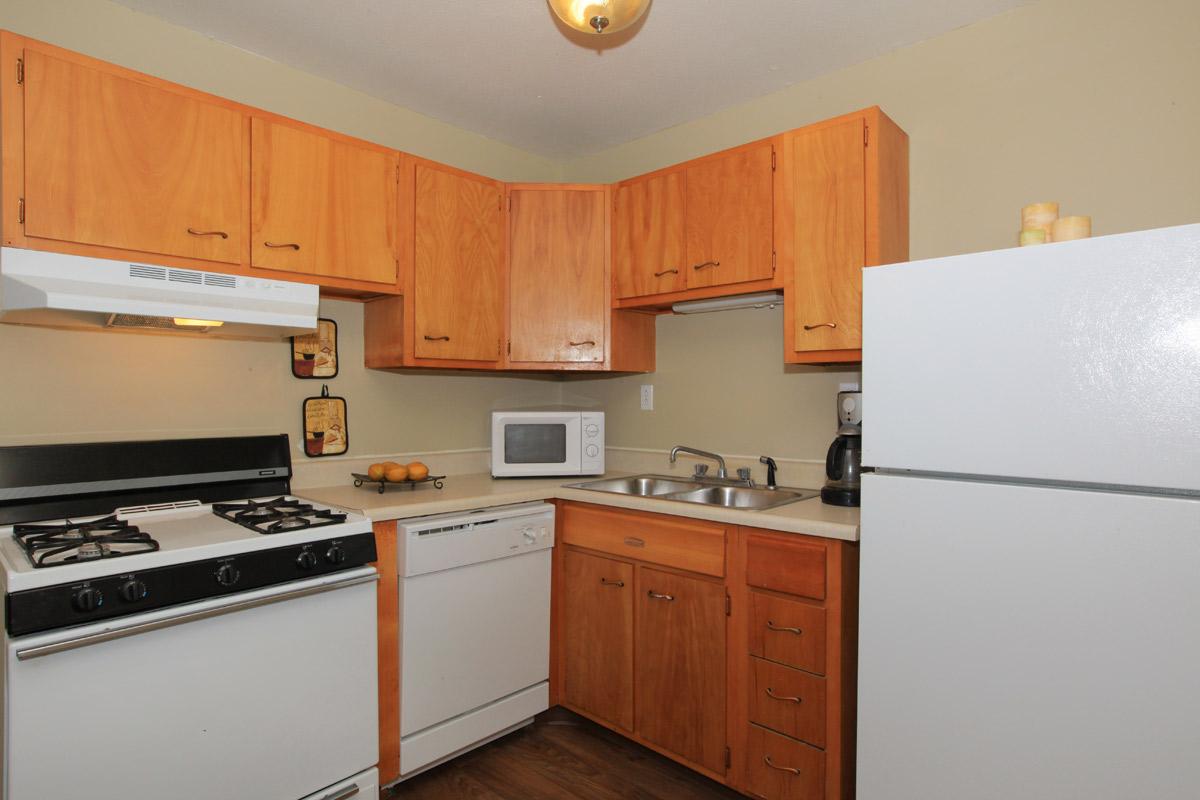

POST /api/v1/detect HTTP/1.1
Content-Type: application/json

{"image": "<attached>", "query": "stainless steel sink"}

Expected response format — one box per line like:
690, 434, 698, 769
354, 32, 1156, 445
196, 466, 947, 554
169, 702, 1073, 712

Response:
567, 474, 818, 511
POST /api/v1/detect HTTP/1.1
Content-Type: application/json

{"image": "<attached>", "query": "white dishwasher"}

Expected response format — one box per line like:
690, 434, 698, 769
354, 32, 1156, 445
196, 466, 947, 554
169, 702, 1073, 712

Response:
395, 502, 554, 780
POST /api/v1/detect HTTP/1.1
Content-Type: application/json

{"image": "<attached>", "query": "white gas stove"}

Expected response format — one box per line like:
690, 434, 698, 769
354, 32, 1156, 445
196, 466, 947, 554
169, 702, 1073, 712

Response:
0, 436, 380, 800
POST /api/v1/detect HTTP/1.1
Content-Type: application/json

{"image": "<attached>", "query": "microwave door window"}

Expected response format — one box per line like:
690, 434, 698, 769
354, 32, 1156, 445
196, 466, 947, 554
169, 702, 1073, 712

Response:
504, 424, 568, 464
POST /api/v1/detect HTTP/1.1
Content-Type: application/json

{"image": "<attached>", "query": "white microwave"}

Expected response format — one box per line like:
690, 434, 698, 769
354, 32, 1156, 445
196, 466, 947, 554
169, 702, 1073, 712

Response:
491, 411, 604, 477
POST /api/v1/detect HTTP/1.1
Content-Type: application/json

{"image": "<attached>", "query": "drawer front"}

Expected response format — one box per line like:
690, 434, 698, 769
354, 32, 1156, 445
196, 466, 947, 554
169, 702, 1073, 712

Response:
745, 724, 825, 800
745, 531, 827, 600
748, 656, 827, 747
561, 502, 726, 577
749, 591, 827, 675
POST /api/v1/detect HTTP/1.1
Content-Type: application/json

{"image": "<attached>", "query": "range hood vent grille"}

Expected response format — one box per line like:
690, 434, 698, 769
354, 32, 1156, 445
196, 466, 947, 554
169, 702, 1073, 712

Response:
129, 265, 167, 281
106, 313, 216, 333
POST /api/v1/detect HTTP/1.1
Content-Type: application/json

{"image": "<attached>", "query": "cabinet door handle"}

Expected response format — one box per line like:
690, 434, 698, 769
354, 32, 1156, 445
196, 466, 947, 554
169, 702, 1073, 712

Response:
599, 578, 625, 588
264, 241, 301, 250
803, 322, 837, 330
568, 340, 596, 347
766, 620, 803, 635
623, 537, 645, 548
692, 260, 720, 270
186, 227, 229, 239
423, 335, 451, 341
763, 755, 802, 776
765, 687, 803, 704
646, 590, 675, 602
653, 267, 679, 277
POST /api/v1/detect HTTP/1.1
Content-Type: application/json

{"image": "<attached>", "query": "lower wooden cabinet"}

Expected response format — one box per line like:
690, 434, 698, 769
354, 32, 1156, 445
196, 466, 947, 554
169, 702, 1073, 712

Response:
553, 502, 859, 799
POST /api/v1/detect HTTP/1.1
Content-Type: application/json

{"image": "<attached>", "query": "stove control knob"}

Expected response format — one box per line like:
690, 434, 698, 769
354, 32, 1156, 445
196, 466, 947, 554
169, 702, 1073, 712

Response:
73, 586, 104, 612
325, 545, 346, 565
296, 550, 318, 570
119, 579, 148, 603
215, 564, 241, 587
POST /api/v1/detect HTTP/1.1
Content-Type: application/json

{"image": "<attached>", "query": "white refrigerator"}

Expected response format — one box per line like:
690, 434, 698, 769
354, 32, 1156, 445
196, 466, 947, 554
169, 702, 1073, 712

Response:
858, 224, 1200, 799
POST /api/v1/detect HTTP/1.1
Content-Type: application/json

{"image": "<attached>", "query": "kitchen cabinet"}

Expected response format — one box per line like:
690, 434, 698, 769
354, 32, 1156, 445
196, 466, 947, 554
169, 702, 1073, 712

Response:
636, 565, 728, 774
507, 186, 608, 364
15, 45, 245, 265
613, 169, 686, 299
780, 107, 908, 363
561, 549, 634, 731
250, 117, 399, 286
685, 142, 775, 290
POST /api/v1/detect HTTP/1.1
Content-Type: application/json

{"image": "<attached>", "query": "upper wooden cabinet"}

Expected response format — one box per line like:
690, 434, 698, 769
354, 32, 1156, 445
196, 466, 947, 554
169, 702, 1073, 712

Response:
780, 108, 909, 364
18, 47, 245, 265
613, 170, 686, 299
685, 142, 775, 290
508, 186, 607, 364
250, 117, 398, 286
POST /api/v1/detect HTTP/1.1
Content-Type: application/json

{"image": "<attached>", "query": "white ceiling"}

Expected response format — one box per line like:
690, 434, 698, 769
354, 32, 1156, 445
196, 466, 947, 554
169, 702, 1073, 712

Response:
112, 0, 1026, 159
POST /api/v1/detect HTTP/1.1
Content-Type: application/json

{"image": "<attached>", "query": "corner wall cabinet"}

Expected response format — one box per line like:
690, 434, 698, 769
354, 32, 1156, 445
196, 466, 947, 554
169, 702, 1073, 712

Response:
552, 501, 859, 799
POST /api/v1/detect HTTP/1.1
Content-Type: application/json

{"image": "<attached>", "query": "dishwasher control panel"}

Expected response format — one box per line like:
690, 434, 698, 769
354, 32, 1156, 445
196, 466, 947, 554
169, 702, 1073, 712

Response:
396, 502, 554, 578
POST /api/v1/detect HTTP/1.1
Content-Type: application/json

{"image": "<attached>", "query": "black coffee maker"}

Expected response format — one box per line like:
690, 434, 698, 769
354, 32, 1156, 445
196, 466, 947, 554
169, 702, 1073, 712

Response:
821, 390, 862, 507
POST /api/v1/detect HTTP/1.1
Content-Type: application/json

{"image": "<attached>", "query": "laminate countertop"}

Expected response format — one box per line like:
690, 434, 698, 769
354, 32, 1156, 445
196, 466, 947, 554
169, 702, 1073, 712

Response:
300, 472, 860, 542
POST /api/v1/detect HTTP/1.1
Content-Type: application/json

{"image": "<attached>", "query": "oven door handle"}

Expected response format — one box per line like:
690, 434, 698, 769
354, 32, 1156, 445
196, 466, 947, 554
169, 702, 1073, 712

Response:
15, 571, 379, 661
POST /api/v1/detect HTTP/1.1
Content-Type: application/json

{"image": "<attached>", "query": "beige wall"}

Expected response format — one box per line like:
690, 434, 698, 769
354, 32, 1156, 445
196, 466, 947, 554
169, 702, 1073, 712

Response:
0, 0, 562, 181
562, 0, 1200, 462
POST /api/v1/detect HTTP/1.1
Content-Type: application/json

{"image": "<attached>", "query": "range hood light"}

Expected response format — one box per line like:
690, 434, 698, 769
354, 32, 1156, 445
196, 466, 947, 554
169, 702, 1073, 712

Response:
671, 291, 785, 315
173, 318, 225, 328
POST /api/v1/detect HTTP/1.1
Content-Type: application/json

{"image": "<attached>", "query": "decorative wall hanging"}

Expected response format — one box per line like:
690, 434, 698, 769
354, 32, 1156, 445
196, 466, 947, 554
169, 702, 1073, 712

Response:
291, 318, 338, 378
302, 385, 348, 457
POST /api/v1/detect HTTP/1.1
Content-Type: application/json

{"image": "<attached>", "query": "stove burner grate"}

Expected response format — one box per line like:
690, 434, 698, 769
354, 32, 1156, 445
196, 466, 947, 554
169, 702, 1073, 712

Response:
13, 516, 160, 568
211, 497, 348, 535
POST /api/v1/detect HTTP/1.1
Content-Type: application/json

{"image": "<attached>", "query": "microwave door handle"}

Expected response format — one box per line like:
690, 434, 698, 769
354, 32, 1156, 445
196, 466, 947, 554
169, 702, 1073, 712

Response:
15, 572, 379, 661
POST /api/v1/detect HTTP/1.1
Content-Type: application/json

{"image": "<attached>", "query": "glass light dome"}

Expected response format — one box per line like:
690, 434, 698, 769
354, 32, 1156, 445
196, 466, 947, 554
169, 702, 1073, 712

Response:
548, 0, 651, 34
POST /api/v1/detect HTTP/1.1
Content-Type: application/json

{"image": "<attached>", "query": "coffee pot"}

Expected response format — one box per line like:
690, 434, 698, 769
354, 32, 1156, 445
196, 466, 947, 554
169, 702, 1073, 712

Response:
821, 391, 862, 507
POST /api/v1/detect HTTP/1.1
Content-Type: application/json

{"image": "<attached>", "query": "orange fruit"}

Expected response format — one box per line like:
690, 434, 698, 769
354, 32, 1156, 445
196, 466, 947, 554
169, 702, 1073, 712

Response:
384, 465, 409, 482
366, 463, 386, 481
407, 462, 429, 481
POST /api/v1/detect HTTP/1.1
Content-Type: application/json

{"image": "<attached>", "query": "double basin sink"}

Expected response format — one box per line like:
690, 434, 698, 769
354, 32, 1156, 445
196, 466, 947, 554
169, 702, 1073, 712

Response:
566, 474, 818, 511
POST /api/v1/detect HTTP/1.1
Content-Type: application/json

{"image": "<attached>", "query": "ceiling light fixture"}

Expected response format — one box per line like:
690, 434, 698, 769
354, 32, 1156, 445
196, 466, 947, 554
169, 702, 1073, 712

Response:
548, 0, 651, 34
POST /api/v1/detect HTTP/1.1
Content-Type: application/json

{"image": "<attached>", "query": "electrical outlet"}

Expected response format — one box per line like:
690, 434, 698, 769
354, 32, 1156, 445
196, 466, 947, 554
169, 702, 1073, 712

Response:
640, 384, 654, 411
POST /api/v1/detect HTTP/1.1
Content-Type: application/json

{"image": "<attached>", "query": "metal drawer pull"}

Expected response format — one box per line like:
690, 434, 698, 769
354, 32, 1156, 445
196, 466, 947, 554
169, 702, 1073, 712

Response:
16, 573, 379, 661
186, 227, 229, 239
568, 340, 596, 347
623, 537, 645, 548
692, 260, 720, 270
766, 620, 803, 635
803, 322, 837, 330
654, 267, 679, 277
647, 590, 675, 602
264, 241, 301, 250
423, 335, 451, 341
765, 687, 803, 704
322, 784, 360, 800
599, 578, 625, 588
763, 755, 802, 776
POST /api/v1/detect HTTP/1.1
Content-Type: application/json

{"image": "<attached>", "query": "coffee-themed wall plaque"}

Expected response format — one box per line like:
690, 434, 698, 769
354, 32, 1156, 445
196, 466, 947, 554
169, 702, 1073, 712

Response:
291, 318, 338, 379
302, 385, 348, 457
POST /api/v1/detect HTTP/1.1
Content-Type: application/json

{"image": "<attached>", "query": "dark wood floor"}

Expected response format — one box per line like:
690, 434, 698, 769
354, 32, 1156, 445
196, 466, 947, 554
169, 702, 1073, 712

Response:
384, 707, 745, 799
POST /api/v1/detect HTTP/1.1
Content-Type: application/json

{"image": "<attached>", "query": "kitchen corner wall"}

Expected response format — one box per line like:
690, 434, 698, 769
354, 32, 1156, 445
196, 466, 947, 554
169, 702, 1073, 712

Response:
561, 0, 1200, 462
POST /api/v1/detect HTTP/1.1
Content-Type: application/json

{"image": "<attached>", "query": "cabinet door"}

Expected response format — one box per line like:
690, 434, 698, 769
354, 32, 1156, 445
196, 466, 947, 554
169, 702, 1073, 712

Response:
413, 163, 504, 361
251, 117, 397, 284
509, 188, 606, 363
789, 118, 865, 352
23, 50, 244, 264
562, 549, 634, 731
685, 143, 774, 289
613, 170, 686, 299
636, 566, 727, 774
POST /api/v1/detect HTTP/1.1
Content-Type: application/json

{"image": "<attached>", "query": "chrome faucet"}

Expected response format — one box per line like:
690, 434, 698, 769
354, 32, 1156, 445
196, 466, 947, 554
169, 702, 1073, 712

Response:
669, 445, 728, 479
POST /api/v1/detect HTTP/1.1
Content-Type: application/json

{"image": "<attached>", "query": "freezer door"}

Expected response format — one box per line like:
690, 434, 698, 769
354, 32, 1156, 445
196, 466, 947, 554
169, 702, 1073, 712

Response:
858, 473, 1200, 800
862, 223, 1200, 493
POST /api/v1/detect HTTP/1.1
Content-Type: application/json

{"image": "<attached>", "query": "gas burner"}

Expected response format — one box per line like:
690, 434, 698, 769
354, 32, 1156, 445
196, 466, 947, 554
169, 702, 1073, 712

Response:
13, 517, 160, 568
212, 498, 347, 535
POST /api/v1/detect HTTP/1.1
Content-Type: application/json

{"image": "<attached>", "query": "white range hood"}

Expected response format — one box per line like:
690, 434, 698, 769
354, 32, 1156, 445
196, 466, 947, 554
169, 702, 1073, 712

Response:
0, 247, 318, 340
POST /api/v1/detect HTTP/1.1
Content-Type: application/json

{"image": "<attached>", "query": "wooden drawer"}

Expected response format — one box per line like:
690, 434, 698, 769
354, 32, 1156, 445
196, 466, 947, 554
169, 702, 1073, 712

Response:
745, 724, 825, 800
745, 531, 826, 600
748, 656, 826, 747
560, 502, 726, 577
749, 591, 826, 675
